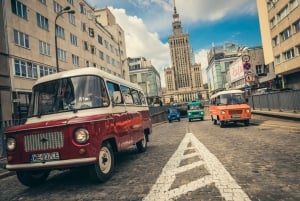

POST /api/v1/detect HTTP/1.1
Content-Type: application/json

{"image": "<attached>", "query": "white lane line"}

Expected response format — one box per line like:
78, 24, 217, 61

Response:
143, 132, 251, 201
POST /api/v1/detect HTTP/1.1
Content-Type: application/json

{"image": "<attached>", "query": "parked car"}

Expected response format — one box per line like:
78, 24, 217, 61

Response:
167, 107, 181, 123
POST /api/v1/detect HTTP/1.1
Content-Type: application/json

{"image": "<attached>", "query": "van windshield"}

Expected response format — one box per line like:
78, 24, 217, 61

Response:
218, 93, 244, 105
28, 75, 109, 117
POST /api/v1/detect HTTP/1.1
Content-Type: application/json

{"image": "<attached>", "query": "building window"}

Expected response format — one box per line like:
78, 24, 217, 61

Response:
88, 28, 94, 37
14, 59, 40, 78
83, 41, 88, 51
72, 54, 79, 65
98, 35, 103, 45
110, 44, 114, 53
270, 17, 276, 28
55, 25, 65, 39
36, 13, 49, 30
293, 19, 300, 34
280, 27, 291, 41
67, 0, 73, 5
91, 45, 96, 54
39, 40, 50, 56
38, 0, 47, 5
57, 48, 66, 61
53, 1, 63, 13
289, 0, 298, 11
106, 55, 110, 64
38, 65, 55, 76
275, 55, 281, 64
283, 48, 295, 60
11, 0, 27, 19
81, 22, 87, 32
68, 13, 75, 25
99, 50, 104, 60
14, 30, 29, 48
277, 5, 288, 21
104, 40, 109, 49
70, 33, 77, 45
79, 3, 86, 14
272, 35, 279, 47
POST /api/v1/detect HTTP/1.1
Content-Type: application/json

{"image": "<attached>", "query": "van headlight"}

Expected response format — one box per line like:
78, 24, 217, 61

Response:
74, 128, 89, 144
221, 110, 226, 115
246, 109, 250, 113
6, 137, 16, 151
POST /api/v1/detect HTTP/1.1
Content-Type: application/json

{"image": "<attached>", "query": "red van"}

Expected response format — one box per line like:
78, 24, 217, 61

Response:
5, 68, 152, 186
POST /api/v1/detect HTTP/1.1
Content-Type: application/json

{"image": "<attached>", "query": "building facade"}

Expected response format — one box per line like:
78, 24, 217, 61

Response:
257, 0, 300, 89
163, 3, 205, 104
0, 0, 128, 124
128, 57, 162, 105
207, 43, 269, 96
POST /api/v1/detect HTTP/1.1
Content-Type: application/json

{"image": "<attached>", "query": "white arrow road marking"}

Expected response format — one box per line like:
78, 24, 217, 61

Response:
143, 133, 251, 201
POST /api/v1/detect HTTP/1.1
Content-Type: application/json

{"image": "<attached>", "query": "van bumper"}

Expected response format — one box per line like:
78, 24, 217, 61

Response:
5, 157, 96, 171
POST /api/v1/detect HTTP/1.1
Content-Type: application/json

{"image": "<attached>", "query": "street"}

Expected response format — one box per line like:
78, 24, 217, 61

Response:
0, 115, 299, 201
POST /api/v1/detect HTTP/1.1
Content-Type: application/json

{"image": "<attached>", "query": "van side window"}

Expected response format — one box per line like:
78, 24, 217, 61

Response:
138, 91, 147, 105
131, 89, 141, 105
107, 81, 123, 104
120, 85, 133, 104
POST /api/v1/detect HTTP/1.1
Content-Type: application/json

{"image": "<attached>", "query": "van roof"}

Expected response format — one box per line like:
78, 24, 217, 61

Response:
210, 90, 244, 99
33, 67, 142, 91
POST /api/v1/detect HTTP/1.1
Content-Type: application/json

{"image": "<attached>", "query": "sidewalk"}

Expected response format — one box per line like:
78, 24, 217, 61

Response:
252, 109, 300, 121
0, 110, 299, 180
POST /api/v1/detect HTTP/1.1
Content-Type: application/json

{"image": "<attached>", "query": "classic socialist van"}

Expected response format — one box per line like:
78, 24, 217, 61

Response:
5, 68, 152, 186
209, 90, 251, 128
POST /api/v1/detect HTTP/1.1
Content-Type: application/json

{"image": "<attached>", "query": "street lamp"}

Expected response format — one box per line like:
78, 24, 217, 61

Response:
55, 6, 75, 72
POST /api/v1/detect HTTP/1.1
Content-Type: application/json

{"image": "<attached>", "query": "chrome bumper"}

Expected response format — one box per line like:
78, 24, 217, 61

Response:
5, 157, 97, 171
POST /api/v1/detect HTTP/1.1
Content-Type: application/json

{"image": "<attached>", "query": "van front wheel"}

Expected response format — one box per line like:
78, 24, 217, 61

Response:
16, 170, 50, 187
89, 142, 114, 183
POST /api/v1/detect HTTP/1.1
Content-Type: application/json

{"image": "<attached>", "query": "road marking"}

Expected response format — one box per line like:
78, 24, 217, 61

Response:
143, 133, 251, 201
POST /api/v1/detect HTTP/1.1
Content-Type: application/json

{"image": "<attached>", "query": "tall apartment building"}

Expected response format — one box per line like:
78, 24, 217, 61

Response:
0, 0, 128, 124
163, 3, 205, 104
257, 0, 300, 89
128, 57, 162, 105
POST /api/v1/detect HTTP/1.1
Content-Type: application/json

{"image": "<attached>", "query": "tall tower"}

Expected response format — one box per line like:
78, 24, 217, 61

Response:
163, 1, 205, 103
168, 0, 192, 90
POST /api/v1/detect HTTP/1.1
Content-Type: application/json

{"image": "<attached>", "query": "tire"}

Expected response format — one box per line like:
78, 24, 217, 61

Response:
220, 121, 225, 128
136, 134, 147, 153
188, 118, 191, 122
244, 120, 250, 126
201, 117, 204, 121
89, 142, 114, 183
213, 119, 217, 125
16, 170, 50, 187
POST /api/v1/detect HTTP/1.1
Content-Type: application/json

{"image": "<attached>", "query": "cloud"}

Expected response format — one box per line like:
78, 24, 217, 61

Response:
195, 49, 209, 84
109, 7, 170, 86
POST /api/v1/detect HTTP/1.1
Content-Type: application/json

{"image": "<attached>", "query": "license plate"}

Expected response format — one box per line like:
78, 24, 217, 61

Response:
231, 114, 241, 118
30, 152, 60, 162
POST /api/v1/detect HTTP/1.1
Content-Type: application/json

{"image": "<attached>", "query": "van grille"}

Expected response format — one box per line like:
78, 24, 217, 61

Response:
24, 132, 64, 151
229, 110, 242, 115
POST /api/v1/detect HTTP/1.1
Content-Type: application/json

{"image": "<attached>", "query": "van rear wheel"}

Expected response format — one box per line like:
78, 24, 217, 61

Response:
89, 142, 114, 183
136, 134, 147, 153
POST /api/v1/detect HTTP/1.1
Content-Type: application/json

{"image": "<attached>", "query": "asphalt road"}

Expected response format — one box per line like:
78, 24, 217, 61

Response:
0, 115, 299, 201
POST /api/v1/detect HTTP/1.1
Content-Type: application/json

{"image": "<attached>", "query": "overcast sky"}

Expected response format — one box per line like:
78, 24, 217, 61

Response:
86, 0, 262, 86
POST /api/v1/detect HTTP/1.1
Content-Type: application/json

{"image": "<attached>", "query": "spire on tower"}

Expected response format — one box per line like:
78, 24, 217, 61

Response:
173, 0, 177, 14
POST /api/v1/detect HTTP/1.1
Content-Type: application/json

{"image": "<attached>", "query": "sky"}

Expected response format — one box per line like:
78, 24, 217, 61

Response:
86, 0, 262, 86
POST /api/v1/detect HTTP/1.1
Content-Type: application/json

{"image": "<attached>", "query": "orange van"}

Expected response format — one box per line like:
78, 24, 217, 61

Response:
209, 90, 251, 128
